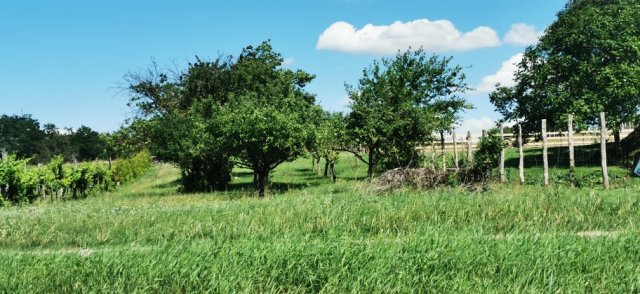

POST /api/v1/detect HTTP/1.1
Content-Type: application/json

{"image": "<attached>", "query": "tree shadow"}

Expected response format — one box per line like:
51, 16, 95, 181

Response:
226, 181, 321, 194
153, 178, 182, 189
232, 171, 254, 177
505, 143, 629, 168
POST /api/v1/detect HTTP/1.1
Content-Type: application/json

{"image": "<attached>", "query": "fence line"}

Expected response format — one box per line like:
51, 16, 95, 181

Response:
417, 114, 624, 188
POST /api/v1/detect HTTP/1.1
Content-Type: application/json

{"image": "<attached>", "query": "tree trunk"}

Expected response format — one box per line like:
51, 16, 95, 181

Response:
330, 163, 336, 183
600, 113, 609, 189
453, 131, 459, 170
568, 115, 576, 187
440, 130, 446, 172
253, 172, 258, 188
324, 159, 329, 177
367, 151, 375, 179
614, 129, 622, 164
256, 170, 268, 197
542, 119, 549, 186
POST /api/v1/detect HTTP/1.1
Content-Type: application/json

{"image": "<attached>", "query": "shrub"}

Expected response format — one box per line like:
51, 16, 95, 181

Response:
111, 150, 152, 184
473, 134, 506, 181
0, 155, 30, 203
0, 151, 151, 206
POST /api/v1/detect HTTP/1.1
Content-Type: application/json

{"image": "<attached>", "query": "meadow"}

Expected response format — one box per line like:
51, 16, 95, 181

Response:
1, 149, 640, 292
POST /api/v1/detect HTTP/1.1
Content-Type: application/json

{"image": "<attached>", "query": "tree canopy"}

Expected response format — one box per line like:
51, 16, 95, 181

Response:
126, 41, 320, 196
0, 114, 107, 163
490, 0, 640, 143
346, 48, 470, 178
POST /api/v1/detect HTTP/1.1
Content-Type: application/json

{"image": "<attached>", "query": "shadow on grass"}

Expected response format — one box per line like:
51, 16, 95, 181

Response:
119, 189, 179, 198
227, 181, 319, 194
231, 171, 254, 177
505, 143, 631, 169
153, 178, 182, 190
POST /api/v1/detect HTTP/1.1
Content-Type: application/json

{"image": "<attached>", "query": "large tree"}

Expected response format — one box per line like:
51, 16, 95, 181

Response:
125, 57, 234, 192
490, 0, 640, 146
0, 114, 46, 161
219, 42, 320, 196
126, 41, 320, 196
70, 126, 105, 161
346, 48, 470, 178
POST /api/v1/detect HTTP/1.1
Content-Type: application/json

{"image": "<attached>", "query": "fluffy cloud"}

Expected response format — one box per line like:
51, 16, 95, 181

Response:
504, 23, 543, 46
455, 117, 497, 141
475, 53, 523, 93
282, 57, 295, 66
317, 19, 501, 54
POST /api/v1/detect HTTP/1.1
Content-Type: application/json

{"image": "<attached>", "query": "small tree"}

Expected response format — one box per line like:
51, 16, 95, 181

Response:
315, 112, 347, 183
473, 132, 505, 181
346, 48, 470, 178
220, 42, 319, 196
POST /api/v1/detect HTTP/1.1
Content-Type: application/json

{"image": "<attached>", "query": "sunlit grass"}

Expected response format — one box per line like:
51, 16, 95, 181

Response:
1, 154, 640, 292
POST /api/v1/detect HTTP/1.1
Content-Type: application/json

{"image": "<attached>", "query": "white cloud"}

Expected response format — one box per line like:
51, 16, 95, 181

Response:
504, 23, 543, 46
455, 117, 497, 142
317, 19, 501, 55
339, 95, 351, 107
475, 53, 523, 93
282, 57, 295, 66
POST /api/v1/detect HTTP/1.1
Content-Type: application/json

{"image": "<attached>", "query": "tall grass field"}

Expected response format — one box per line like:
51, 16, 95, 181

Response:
1, 151, 640, 292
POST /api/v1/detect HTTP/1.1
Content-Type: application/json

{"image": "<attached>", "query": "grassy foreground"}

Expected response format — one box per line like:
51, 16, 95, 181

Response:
1, 156, 640, 292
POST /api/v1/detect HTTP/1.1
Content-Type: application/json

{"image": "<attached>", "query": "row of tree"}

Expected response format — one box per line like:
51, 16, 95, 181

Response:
7, 0, 629, 196
123, 42, 470, 196
0, 115, 106, 163
122, 0, 640, 196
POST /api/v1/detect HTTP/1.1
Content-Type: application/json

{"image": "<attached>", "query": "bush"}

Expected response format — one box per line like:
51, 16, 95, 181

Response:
111, 150, 152, 184
0, 151, 151, 205
0, 155, 31, 203
473, 134, 506, 181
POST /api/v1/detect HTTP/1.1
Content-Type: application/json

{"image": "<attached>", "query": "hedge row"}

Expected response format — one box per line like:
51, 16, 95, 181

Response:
0, 150, 152, 206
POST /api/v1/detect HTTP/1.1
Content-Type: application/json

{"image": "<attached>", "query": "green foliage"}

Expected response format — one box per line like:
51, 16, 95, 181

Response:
126, 41, 320, 196
70, 126, 104, 161
313, 112, 348, 181
0, 114, 110, 163
0, 151, 151, 205
346, 48, 470, 178
0, 114, 46, 161
473, 134, 506, 180
490, 0, 640, 138
220, 42, 320, 196
111, 150, 153, 184
0, 155, 32, 203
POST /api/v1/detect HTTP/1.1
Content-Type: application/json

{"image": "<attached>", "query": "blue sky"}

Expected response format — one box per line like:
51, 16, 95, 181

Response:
0, 0, 567, 133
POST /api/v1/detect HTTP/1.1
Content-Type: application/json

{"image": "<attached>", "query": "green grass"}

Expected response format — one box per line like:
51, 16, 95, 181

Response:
1, 152, 640, 292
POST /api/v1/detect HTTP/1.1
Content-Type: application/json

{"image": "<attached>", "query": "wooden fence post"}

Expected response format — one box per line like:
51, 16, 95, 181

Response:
542, 119, 549, 186
453, 131, 459, 170
600, 112, 610, 189
518, 124, 525, 185
568, 114, 576, 187
499, 124, 506, 183
431, 142, 436, 170
441, 133, 446, 172
467, 131, 473, 164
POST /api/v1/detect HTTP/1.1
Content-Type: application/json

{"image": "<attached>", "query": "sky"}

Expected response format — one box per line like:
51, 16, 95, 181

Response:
0, 0, 567, 133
